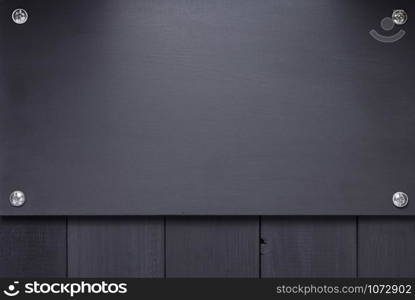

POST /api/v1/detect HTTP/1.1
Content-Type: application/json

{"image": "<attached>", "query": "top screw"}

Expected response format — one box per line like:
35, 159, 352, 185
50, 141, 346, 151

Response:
392, 9, 408, 25
12, 8, 28, 25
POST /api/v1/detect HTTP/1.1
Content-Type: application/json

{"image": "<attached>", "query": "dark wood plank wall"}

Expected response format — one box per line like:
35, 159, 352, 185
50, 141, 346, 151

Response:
1, 217, 415, 277
67, 217, 164, 277
166, 217, 259, 278
0, 217, 66, 277
261, 217, 356, 277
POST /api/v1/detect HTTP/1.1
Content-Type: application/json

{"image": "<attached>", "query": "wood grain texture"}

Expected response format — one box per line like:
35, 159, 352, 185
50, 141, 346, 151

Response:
358, 217, 415, 277
68, 217, 164, 277
261, 217, 356, 277
0, 217, 66, 277
166, 217, 259, 277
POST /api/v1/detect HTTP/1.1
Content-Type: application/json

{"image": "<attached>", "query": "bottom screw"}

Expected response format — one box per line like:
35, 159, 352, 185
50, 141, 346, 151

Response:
392, 192, 408, 208
10, 191, 25, 207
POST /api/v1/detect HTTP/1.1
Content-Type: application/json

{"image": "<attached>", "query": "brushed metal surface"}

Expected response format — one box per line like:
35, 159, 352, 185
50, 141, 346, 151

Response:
0, 0, 414, 215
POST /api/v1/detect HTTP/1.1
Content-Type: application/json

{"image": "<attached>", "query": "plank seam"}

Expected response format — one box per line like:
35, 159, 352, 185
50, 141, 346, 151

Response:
163, 217, 167, 278
259, 216, 262, 278
356, 216, 359, 278
66, 216, 69, 278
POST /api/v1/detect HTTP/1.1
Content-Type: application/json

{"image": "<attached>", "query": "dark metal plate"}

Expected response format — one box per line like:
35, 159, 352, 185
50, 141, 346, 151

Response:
1, 0, 414, 215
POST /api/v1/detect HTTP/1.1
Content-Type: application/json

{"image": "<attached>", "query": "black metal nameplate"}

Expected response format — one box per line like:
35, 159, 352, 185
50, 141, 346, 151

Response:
1, 0, 414, 215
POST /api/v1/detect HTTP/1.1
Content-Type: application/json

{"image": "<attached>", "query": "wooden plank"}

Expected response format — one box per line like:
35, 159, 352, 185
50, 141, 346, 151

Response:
166, 217, 259, 277
261, 217, 356, 277
0, 217, 66, 277
68, 217, 164, 277
358, 217, 415, 277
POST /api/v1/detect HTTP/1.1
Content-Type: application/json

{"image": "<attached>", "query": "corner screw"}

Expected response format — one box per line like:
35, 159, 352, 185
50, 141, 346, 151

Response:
392, 192, 408, 208
392, 9, 408, 25
9, 191, 26, 207
12, 8, 28, 25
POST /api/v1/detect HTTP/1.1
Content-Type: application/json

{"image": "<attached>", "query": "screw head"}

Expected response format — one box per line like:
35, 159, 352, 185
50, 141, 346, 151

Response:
9, 191, 26, 207
12, 8, 28, 25
392, 9, 408, 25
392, 192, 408, 208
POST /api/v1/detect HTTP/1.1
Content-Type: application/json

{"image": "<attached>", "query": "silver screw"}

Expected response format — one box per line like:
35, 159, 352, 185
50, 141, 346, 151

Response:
9, 191, 26, 207
11, 8, 28, 25
392, 9, 408, 25
392, 192, 408, 208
